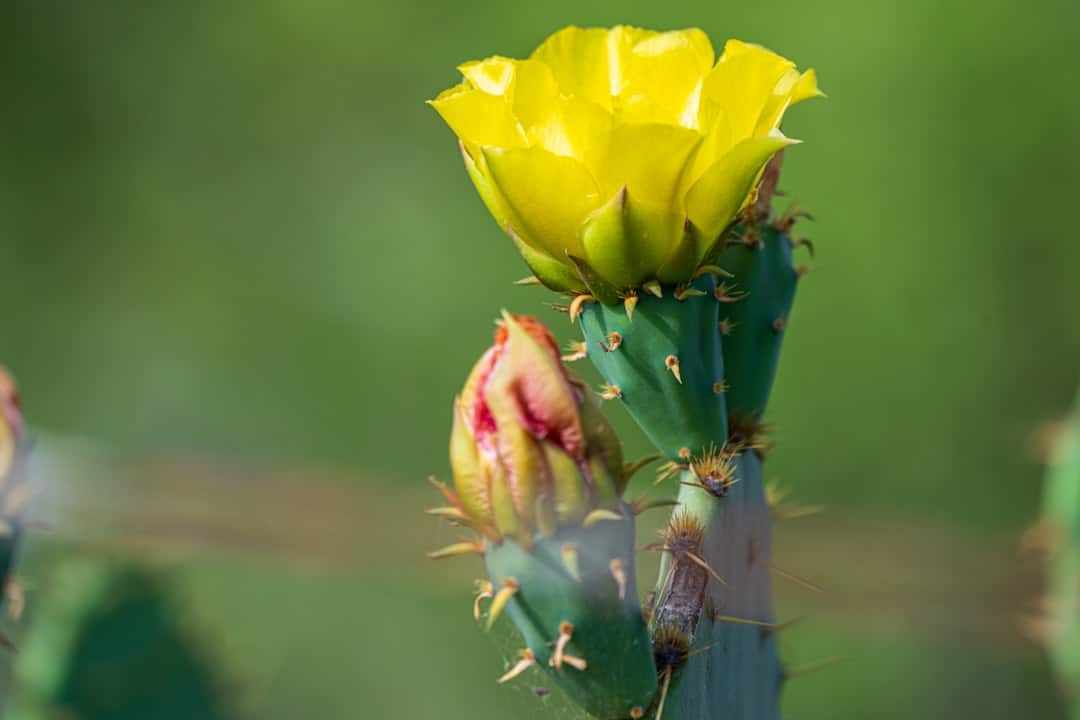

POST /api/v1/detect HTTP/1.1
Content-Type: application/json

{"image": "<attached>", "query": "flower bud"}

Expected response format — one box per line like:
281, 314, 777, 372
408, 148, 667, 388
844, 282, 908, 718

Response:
0, 368, 22, 482
450, 314, 623, 542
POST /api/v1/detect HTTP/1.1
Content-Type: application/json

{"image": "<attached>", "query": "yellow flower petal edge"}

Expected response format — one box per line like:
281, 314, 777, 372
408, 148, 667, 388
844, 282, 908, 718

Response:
431, 25, 823, 295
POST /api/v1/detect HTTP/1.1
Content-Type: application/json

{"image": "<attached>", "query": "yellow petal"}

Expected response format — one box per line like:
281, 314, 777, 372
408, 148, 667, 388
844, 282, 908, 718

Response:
530, 25, 659, 110
525, 95, 612, 177
615, 28, 715, 128
685, 109, 734, 188
506, 59, 562, 128
458, 57, 518, 97
462, 145, 581, 291
699, 40, 796, 140
460, 58, 563, 126
459, 58, 613, 173
685, 132, 798, 238
482, 147, 602, 259
429, 85, 526, 151
530, 26, 614, 109
753, 67, 825, 137
791, 68, 824, 104
598, 122, 702, 212
605, 26, 664, 96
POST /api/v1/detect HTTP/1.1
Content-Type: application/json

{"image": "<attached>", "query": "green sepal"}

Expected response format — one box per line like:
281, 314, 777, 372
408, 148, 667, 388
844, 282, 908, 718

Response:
490, 460, 525, 540
485, 507, 657, 719
699, 220, 737, 269
581, 188, 679, 290
461, 144, 583, 294
579, 274, 728, 460
715, 225, 798, 420
544, 444, 588, 526
507, 227, 584, 294
656, 220, 715, 284
567, 253, 622, 305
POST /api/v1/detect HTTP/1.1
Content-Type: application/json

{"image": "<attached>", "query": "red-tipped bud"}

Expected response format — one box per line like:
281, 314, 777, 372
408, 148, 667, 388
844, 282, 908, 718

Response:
0, 368, 22, 480
450, 315, 624, 542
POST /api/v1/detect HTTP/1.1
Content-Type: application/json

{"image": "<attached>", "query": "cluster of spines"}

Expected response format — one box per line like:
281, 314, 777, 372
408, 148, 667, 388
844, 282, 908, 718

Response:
428, 463, 666, 720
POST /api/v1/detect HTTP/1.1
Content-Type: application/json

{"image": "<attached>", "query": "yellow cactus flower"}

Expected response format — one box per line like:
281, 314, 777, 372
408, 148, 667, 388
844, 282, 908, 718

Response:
431, 26, 822, 295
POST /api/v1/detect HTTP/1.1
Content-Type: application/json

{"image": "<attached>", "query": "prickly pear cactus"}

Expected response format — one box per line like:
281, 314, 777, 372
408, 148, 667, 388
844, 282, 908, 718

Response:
1041, 390, 1080, 719
429, 24, 824, 720
430, 314, 657, 718
8, 558, 233, 720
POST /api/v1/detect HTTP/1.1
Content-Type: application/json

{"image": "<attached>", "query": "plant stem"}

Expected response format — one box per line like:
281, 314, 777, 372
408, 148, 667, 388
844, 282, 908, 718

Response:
650, 452, 781, 720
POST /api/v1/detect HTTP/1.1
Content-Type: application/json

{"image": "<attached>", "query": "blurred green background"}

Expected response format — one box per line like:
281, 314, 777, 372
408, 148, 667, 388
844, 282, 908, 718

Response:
1, 0, 1078, 717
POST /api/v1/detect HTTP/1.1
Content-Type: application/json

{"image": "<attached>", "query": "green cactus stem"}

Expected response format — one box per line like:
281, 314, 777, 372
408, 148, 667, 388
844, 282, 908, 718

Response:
8, 558, 233, 720
577, 207, 805, 719
714, 224, 802, 421
641, 449, 781, 720
484, 505, 657, 719
579, 273, 727, 462
1041, 389, 1080, 719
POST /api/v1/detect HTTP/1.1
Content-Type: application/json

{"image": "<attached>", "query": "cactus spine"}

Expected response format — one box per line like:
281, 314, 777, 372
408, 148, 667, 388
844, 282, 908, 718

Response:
1040, 389, 1080, 719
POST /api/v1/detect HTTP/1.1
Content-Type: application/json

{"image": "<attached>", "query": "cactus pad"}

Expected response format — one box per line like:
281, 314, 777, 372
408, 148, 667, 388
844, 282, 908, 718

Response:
579, 274, 727, 461
714, 226, 799, 420
484, 507, 657, 719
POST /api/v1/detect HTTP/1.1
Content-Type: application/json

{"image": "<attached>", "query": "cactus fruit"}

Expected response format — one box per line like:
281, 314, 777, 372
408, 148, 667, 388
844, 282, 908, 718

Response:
9, 558, 232, 720
432, 314, 657, 718
1039, 390, 1080, 719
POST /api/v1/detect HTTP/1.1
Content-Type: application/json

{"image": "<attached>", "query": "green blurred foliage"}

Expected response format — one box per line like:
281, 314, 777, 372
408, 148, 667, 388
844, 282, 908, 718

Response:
1, 0, 1078, 718
9, 557, 231, 720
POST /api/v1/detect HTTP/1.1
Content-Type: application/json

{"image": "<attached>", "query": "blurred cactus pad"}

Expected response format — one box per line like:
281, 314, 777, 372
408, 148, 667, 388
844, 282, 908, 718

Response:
1042, 390, 1080, 719
8, 558, 233, 720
